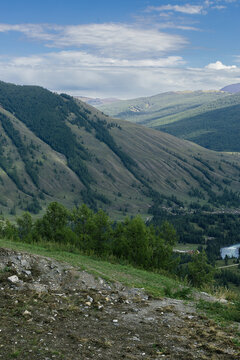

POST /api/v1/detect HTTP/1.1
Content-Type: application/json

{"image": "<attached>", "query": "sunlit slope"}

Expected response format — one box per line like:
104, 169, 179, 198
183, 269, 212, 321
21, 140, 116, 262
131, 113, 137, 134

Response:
108, 119, 240, 204
97, 91, 228, 126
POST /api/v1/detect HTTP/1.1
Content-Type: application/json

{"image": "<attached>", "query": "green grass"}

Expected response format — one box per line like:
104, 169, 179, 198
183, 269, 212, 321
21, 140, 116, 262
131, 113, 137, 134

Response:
216, 258, 238, 267
0, 238, 185, 298
197, 299, 240, 323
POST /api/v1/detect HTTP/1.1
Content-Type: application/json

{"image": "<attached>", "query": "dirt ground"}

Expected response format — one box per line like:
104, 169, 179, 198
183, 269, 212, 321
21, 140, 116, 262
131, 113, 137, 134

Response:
0, 247, 239, 360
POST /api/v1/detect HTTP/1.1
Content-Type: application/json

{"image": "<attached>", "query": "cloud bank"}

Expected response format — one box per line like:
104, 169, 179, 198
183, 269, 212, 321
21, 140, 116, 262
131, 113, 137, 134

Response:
0, 17, 239, 98
0, 51, 239, 98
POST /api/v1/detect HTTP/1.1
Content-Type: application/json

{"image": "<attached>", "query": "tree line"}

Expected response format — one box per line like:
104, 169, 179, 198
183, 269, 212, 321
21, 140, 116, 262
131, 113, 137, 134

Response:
0, 202, 214, 288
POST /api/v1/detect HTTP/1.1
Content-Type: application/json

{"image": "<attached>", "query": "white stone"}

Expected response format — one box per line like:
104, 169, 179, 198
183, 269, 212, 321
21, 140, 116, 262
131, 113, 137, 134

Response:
219, 298, 228, 304
23, 310, 31, 316
8, 275, 19, 284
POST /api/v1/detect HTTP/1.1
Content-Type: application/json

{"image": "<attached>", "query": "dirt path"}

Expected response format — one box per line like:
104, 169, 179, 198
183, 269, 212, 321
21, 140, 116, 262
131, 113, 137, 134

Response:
218, 263, 239, 269
0, 248, 239, 359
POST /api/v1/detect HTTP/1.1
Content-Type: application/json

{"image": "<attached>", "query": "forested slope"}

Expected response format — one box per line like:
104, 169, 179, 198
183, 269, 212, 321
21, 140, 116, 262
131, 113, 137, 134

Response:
159, 105, 240, 151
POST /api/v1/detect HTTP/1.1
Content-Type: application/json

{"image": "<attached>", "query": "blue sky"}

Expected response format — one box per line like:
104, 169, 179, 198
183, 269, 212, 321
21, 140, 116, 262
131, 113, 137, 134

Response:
0, 0, 240, 98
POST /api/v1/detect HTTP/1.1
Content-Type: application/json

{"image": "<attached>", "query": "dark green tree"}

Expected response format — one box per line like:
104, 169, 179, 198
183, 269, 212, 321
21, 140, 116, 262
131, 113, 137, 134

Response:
34, 202, 70, 241
16, 212, 33, 242
150, 222, 178, 271
188, 251, 215, 288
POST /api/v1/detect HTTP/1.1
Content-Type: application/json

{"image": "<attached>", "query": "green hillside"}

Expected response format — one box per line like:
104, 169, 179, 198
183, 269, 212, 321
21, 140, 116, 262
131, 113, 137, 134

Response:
97, 90, 228, 126
1, 81, 240, 217
98, 89, 240, 152
158, 95, 240, 151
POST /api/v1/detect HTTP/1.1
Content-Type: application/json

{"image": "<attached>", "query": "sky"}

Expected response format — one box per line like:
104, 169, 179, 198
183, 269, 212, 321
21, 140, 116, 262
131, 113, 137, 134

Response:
0, 0, 240, 99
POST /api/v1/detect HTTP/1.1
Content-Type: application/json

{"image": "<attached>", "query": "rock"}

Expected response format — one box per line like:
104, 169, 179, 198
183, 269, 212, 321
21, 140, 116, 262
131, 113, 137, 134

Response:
21, 259, 29, 268
219, 298, 228, 304
7, 275, 19, 284
27, 283, 48, 293
23, 270, 32, 276
23, 310, 31, 316
132, 336, 140, 341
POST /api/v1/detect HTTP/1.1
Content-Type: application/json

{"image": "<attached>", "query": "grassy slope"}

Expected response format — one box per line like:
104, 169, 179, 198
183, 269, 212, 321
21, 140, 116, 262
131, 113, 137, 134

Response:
0, 238, 182, 298
154, 92, 240, 128
109, 119, 240, 200
98, 91, 228, 125
0, 106, 84, 213
78, 106, 240, 211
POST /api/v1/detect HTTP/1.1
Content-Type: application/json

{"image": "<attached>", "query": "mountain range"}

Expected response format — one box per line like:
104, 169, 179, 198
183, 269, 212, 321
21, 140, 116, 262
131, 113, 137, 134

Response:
1, 81, 240, 217
96, 85, 240, 152
220, 83, 240, 93
96, 90, 227, 126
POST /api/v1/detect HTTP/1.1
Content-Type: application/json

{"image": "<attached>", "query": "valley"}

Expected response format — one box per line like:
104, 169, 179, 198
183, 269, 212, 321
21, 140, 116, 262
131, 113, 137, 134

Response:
97, 89, 240, 152
1, 1, 240, 358
0, 80, 240, 319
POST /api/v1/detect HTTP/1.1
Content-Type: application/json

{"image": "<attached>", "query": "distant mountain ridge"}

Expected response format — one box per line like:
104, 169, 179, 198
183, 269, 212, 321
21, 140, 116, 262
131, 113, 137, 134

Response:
1, 81, 240, 217
97, 89, 240, 152
97, 90, 228, 126
221, 83, 240, 93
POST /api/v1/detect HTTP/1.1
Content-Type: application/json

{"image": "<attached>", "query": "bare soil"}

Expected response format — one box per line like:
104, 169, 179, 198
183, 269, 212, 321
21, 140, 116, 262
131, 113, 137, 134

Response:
0, 248, 239, 360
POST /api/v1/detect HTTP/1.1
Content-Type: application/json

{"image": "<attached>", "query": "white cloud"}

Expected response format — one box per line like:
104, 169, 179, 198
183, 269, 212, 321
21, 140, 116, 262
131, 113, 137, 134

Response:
147, 4, 203, 15
205, 61, 237, 70
0, 23, 61, 41
147, 1, 237, 16
212, 5, 226, 9
157, 22, 201, 31
0, 52, 240, 98
6, 51, 185, 68
0, 23, 187, 59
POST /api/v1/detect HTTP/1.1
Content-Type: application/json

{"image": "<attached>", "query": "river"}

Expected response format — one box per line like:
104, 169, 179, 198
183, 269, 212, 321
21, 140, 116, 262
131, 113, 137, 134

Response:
220, 243, 240, 259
